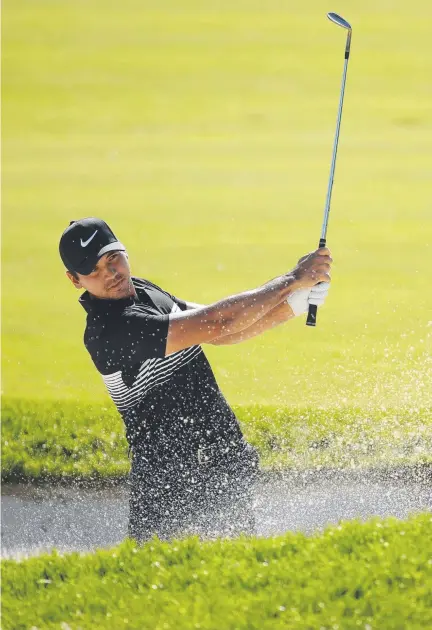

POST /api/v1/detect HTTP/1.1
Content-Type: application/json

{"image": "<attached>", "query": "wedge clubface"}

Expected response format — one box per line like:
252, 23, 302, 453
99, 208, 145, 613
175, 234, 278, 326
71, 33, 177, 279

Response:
306, 13, 352, 327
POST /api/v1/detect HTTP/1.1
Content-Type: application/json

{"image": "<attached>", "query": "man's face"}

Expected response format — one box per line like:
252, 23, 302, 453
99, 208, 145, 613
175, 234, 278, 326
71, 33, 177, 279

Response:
67, 250, 134, 299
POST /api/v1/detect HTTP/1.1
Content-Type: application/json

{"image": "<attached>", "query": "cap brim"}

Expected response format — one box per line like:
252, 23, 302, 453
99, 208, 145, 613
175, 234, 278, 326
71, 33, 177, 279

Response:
97, 242, 126, 258
76, 241, 126, 275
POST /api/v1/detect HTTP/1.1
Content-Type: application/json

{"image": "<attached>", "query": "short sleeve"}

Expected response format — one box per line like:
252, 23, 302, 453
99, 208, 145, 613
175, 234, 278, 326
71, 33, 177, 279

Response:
168, 294, 187, 311
138, 277, 187, 312
85, 309, 170, 375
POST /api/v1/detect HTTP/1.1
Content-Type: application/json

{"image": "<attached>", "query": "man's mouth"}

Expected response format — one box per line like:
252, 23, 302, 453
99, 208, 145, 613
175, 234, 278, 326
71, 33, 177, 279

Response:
107, 277, 125, 290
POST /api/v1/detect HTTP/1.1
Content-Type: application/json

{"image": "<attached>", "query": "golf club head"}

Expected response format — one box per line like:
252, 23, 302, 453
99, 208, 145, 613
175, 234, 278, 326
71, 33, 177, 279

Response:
327, 12, 351, 30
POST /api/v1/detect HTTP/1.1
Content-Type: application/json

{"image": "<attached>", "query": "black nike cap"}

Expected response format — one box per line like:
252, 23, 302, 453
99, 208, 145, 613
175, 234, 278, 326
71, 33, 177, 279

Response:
59, 218, 126, 275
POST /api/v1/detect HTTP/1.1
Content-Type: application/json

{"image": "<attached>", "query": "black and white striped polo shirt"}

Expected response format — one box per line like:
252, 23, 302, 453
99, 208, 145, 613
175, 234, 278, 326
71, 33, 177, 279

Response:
79, 277, 246, 456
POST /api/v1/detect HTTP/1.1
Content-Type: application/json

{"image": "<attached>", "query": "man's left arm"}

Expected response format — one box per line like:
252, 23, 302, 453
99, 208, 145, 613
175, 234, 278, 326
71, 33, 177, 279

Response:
183, 282, 329, 345
184, 300, 295, 345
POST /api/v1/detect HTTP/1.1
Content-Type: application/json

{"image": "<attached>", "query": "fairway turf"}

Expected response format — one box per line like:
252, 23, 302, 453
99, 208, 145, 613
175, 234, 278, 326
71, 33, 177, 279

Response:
3, 513, 432, 629
2, 398, 431, 482
2, 0, 432, 413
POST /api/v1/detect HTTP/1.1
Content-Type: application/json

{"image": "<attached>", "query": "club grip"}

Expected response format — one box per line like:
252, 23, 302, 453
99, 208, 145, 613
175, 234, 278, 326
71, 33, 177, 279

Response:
306, 238, 327, 328
306, 304, 318, 327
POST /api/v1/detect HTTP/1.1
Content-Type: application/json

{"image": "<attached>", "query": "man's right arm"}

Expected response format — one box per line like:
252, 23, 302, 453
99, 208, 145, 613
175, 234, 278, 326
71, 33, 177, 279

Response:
165, 248, 332, 355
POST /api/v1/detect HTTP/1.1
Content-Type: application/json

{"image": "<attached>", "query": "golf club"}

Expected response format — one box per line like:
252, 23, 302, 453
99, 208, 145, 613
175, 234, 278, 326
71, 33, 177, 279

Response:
306, 12, 352, 327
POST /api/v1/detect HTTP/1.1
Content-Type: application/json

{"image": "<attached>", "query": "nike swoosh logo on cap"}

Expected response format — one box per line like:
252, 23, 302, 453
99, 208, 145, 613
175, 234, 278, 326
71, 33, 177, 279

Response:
80, 230, 98, 247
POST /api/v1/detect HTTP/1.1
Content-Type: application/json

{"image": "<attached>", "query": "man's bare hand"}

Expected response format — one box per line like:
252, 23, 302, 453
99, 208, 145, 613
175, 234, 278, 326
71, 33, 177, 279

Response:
290, 248, 333, 289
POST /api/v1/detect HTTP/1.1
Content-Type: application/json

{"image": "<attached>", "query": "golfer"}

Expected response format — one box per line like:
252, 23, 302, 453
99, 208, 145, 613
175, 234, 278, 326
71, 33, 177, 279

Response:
59, 218, 331, 541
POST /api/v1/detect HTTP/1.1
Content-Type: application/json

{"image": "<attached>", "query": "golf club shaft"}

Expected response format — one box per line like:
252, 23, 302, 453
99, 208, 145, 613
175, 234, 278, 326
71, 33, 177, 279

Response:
306, 26, 351, 327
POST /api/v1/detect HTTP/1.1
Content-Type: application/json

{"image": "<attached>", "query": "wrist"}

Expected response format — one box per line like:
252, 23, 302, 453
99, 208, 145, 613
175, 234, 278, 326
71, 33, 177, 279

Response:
279, 274, 301, 298
290, 273, 314, 291
286, 285, 311, 317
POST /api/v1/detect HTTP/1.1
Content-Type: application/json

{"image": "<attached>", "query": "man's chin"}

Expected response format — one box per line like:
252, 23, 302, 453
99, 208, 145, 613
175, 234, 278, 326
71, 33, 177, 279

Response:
107, 276, 131, 296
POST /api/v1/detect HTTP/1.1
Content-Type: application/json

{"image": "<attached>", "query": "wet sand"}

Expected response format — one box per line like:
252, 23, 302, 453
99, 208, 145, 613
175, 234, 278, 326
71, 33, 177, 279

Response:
2, 468, 431, 558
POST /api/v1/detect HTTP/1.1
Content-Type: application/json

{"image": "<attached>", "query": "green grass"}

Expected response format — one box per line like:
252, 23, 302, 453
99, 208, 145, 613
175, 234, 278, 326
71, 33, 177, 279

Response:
2, 397, 431, 482
2, 0, 432, 412
3, 513, 432, 629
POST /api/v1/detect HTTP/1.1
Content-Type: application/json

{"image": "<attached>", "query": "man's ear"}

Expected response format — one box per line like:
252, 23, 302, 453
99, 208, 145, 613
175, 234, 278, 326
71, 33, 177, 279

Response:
66, 271, 83, 289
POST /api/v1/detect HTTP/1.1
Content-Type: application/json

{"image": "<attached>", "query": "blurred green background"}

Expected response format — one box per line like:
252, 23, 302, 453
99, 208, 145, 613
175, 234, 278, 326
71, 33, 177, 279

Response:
2, 0, 431, 410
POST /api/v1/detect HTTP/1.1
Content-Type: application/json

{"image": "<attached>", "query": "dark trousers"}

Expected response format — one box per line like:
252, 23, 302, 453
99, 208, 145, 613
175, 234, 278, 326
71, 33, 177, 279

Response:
128, 444, 259, 542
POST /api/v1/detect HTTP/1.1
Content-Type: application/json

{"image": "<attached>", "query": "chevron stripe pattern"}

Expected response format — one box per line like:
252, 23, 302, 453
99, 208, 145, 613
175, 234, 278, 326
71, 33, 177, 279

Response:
101, 302, 203, 412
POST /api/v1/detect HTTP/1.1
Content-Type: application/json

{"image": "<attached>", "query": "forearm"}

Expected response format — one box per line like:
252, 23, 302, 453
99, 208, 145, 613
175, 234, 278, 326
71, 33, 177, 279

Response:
167, 248, 332, 355
197, 275, 297, 337
209, 300, 295, 345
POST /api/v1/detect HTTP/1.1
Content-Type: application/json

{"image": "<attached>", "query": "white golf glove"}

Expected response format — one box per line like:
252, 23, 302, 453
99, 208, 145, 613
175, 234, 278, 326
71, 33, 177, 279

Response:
308, 282, 330, 307
286, 282, 330, 316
